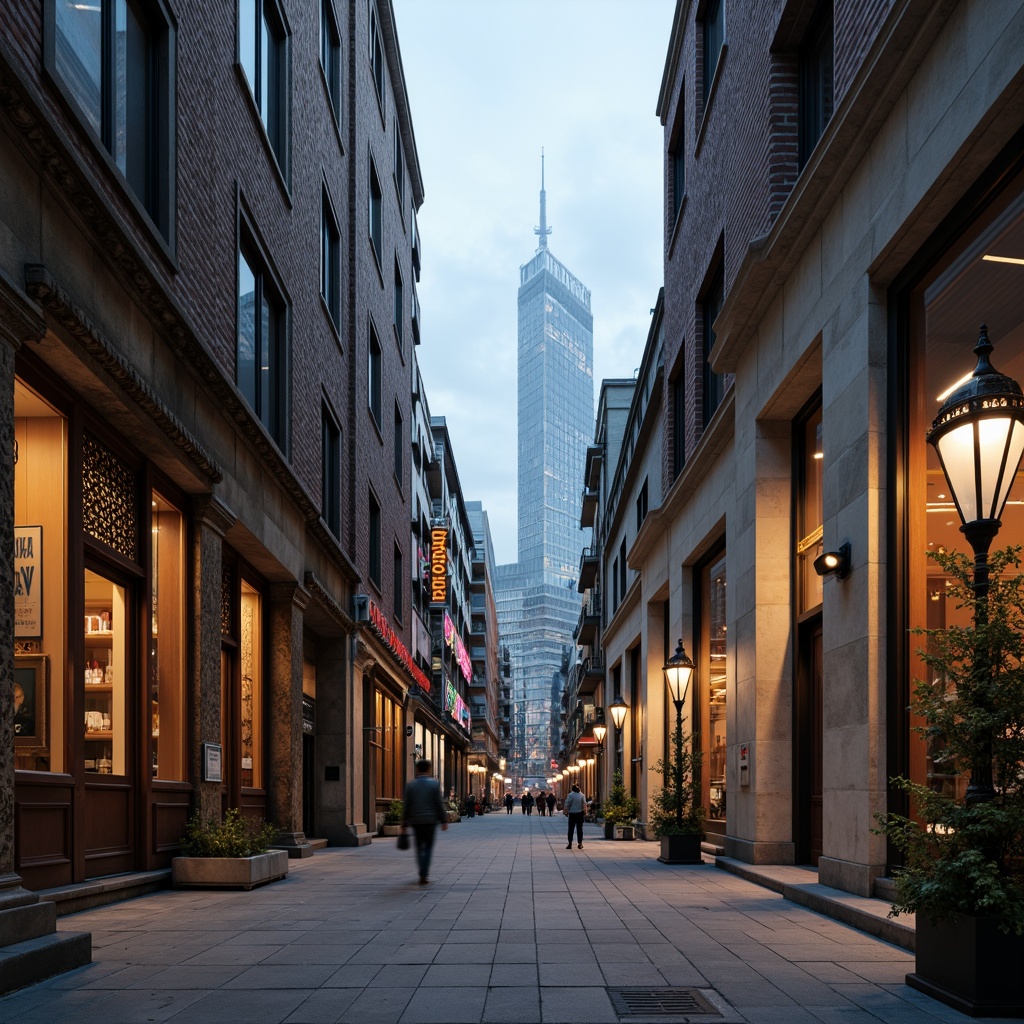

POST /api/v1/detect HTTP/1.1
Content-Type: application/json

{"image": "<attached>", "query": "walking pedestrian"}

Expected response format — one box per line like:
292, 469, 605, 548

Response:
504, 792, 514, 814
546, 792, 556, 815
402, 759, 448, 884
520, 790, 529, 814
563, 784, 586, 849
537, 790, 547, 816
465, 790, 476, 818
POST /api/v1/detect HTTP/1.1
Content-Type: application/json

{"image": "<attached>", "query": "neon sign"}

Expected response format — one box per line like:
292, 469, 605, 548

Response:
443, 612, 472, 683
367, 599, 430, 692
429, 527, 448, 605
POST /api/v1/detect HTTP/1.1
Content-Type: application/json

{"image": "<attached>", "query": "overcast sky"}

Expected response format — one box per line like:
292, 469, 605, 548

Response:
392, 0, 676, 566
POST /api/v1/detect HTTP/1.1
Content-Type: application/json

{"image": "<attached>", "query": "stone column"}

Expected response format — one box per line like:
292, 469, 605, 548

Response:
266, 581, 311, 854
0, 268, 90, 991
189, 495, 235, 824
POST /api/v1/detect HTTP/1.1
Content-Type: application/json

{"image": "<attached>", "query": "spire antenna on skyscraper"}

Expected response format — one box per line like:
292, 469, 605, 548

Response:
534, 149, 552, 251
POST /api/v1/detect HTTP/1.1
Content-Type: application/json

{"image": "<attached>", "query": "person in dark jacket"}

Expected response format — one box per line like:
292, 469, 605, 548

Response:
504, 792, 514, 814
402, 759, 448, 884
546, 792, 556, 815
525, 791, 535, 815
563, 784, 586, 849
465, 790, 476, 818
537, 790, 546, 816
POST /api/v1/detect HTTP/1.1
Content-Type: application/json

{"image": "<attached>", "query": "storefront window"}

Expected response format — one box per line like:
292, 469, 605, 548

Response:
84, 568, 126, 775
13, 378, 67, 772
240, 580, 263, 789
151, 492, 184, 780
796, 403, 824, 614
703, 554, 727, 823
907, 167, 1024, 798
375, 688, 402, 800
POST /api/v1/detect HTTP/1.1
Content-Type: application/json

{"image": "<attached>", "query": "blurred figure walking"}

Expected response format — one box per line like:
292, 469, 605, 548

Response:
402, 759, 448, 884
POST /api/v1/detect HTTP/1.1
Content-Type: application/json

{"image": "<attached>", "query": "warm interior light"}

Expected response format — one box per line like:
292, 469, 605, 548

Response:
982, 254, 1024, 266
813, 451, 823, 460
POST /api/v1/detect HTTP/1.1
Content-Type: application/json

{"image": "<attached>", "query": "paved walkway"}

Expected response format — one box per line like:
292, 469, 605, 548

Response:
0, 812, 985, 1024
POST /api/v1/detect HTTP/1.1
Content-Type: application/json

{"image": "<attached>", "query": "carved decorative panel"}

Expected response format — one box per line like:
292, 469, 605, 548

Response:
221, 564, 233, 636
82, 436, 137, 561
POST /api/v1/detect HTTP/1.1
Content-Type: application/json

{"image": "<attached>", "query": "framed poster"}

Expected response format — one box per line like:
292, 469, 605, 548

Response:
202, 742, 223, 783
14, 526, 42, 639
14, 654, 47, 748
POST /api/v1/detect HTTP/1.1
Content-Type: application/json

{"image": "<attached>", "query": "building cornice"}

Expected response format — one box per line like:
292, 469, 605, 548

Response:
379, 0, 424, 209
304, 571, 357, 633
656, 0, 692, 123
0, 266, 45, 349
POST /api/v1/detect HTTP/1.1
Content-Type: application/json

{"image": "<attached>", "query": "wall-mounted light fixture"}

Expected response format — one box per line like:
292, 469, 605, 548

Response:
813, 542, 851, 580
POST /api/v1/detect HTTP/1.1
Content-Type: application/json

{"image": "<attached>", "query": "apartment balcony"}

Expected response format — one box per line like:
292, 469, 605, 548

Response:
577, 546, 599, 591
574, 589, 600, 646
577, 655, 605, 696
584, 442, 603, 490
580, 485, 598, 528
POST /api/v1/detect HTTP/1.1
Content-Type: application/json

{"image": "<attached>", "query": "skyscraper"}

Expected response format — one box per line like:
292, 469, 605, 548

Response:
496, 156, 594, 786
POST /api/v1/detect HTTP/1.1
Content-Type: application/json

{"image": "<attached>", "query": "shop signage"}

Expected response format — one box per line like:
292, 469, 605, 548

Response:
429, 527, 448, 605
368, 599, 431, 692
14, 525, 42, 638
443, 612, 472, 683
445, 678, 472, 732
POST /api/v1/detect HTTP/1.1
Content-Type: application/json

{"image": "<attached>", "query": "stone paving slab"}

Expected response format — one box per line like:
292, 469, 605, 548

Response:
0, 812, 981, 1023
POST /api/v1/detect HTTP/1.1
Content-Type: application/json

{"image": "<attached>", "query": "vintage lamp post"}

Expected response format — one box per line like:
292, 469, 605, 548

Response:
927, 325, 1024, 805
663, 638, 695, 831
593, 718, 607, 805
608, 694, 629, 773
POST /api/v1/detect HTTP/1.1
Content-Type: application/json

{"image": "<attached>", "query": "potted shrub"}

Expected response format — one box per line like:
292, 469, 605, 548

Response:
380, 799, 404, 836
602, 770, 640, 840
649, 719, 704, 864
876, 546, 1024, 1016
445, 797, 461, 823
172, 807, 287, 890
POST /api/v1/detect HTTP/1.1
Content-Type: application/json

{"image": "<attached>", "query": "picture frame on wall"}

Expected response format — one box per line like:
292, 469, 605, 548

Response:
14, 654, 47, 749
14, 525, 43, 639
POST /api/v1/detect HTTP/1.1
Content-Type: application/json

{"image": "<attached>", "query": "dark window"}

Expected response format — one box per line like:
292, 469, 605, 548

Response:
320, 0, 341, 120
636, 478, 649, 531
369, 492, 381, 586
671, 110, 686, 221
369, 156, 383, 265
393, 543, 403, 621
799, 3, 834, 169
321, 402, 340, 537
321, 189, 340, 327
394, 124, 405, 209
237, 239, 288, 447
239, 0, 289, 173
702, 267, 725, 429
370, 4, 385, 113
702, 0, 724, 105
619, 538, 627, 601
368, 325, 382, 428
393, 257, 404, 345
672, 373, 685, 478
611, 558, 619, 612
48, 0, 174, 239
393, 402, 403, 482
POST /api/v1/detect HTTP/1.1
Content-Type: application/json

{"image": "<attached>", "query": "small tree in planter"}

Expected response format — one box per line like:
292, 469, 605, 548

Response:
381, 799, 404, 836
875, 546, 1024, 1015
173, 808, 287, 890
649, 723, 704, 864
602, 770, 640, 839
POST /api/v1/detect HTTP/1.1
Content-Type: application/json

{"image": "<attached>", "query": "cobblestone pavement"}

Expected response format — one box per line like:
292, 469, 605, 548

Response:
0, 811, 987, 1024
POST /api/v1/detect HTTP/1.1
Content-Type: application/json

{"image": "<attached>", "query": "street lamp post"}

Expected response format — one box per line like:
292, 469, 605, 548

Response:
663, 638, 696, 832
927, 326, 1024, 805
593, 718, 607, 807
608, 694, 629, 773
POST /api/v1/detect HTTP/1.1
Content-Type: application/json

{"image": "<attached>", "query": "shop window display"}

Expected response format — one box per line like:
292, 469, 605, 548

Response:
240, 581, 263, 790
83, 568, 126, 775
13, 378, 67, 773
703, 554, 727, 823
906, 167, 1024, 799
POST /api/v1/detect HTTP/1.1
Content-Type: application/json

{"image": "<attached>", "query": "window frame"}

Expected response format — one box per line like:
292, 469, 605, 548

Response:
701, 0, 725, 107
236, 222, 290, 452
701, 265, 725, 430
319, 0, 341, 123
321, 399, 341, 538
368, 323, 383, 430
798, 2, 835, 170
321, 185, 341, 329
393, 255, 404, 348
369, 490, 382, 587
393, 401, 403, 485
238, 0, 290, 181
370, 2, 385, 117
43, 0, 177, 246
393, 542, 403, 623
369, 154, 383, 269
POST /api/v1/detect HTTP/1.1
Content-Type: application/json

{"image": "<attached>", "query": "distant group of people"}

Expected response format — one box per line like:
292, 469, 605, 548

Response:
508, 789, 558, 815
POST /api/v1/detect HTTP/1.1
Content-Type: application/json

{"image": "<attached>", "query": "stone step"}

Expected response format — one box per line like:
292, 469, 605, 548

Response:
0, 930, 92, 997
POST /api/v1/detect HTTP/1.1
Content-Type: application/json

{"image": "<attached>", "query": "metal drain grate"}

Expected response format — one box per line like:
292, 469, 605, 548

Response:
607, 987, 720, 1017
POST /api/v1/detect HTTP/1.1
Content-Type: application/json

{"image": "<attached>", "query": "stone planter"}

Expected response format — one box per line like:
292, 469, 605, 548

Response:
657, 833, 703, 864
616, 825, 635, 841
380, 824, 403, 836
604, 820, 615, 840
171, 850, 288, 890
907, 911, 1024, 1016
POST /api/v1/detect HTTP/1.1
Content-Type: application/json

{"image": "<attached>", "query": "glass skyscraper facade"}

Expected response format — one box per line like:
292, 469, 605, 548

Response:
497, 161, 593, 787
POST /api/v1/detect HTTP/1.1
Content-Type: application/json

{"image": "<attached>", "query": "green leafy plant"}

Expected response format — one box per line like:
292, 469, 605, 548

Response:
180, 807, 278, 858
874, 546, 1024, 935
383, 799, 404, 825
649, 723, 705, 837
602, 770, 641, 825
